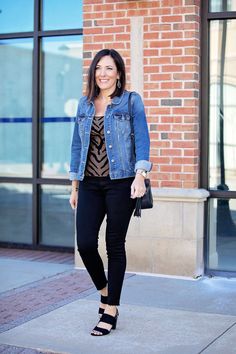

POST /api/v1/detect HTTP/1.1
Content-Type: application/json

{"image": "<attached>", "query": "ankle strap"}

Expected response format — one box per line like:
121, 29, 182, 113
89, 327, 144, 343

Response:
100, 295, 108, 304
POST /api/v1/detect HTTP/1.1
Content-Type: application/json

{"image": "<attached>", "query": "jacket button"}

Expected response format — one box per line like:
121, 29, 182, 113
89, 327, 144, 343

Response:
109, 144, 112, 148
107, 130, 110, 134
111, 159, 115, 163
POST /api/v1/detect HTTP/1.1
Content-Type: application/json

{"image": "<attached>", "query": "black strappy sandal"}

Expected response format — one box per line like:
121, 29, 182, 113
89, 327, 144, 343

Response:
98, 295, 108, 316
91, 309, 119, 336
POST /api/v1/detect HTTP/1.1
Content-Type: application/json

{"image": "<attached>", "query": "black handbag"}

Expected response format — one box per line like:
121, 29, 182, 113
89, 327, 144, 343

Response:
128, 92, 153, 217
134, 178, 153, 217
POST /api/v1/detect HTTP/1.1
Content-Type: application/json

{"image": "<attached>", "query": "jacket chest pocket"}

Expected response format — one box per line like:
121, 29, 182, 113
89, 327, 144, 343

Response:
113, 113, 131, 135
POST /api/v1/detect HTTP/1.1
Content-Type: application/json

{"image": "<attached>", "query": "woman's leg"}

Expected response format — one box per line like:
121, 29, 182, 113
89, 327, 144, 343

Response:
105, 178, 135, 306
76, 177, 107, 291
91, 177, 135, 335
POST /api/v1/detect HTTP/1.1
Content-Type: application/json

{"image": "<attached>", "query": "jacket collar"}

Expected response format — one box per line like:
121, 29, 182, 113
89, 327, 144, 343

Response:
111, 90, 125, 105
86, 90, 126, 106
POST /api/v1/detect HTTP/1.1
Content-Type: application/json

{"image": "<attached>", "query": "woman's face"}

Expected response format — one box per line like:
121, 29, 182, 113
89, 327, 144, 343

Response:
95, 55, 119, 95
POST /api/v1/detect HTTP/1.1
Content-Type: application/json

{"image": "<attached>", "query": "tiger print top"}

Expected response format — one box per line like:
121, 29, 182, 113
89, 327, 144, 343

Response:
85, 116, 109, 177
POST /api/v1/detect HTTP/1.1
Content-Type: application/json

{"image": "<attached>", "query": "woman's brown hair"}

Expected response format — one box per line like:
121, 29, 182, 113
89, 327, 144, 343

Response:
86, 49, 126, 101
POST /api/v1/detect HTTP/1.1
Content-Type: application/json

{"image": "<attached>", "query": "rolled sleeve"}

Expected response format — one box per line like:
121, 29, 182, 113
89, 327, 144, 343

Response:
135, 160, 152, 172
69, 172, 79, 181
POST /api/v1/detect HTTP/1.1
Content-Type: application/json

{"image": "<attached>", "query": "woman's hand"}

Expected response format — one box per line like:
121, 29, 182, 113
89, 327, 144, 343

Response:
130, 174, 146, 199
69, 190, 78, 210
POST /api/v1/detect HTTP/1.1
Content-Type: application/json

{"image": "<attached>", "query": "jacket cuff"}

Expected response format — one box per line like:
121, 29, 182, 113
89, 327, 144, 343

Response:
69, 172, 79, 181
134, 160, 152, 172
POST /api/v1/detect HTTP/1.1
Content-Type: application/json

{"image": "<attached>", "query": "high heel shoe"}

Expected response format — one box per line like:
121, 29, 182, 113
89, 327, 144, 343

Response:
98, 295, 108, 316
91, 309, 119, 336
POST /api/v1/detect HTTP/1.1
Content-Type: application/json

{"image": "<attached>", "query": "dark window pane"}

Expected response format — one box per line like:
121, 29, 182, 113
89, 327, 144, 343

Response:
209, 20, 236, 191
0, 0, 34, 34
40, 185, 74, 247
0, 183, 32, 244
208, 198, 236, 271
42, 0, 83, 30
0, 39, 33, 177
40, 35, 82, 178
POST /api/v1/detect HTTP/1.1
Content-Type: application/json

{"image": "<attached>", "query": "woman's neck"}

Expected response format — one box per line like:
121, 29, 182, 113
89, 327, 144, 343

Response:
97, 95, 111, 105
97, 89, 113, 102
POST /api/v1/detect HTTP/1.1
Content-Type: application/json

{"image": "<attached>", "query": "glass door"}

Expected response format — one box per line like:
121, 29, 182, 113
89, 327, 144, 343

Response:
202, 1, 236, 275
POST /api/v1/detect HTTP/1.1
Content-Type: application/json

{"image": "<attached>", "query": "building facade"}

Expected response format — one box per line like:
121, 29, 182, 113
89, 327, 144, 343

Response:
0, 0, 235, 277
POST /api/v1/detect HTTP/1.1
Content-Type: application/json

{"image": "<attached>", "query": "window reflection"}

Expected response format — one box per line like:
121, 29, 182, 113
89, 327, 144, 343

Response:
40, 185, 74, 247
42, 0, 83, 30
0, 184, 32, 244
209, 20, 236, 191
0, 0, 33, 34
0, 39, 33, 177
208, 198, 236, 271
40, 36, 83, 178
210, 0, 236, 12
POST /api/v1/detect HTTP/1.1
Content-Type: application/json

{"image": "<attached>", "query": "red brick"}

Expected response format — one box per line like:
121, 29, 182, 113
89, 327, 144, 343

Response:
127, 9, 149, 16
143, 49, 159, 57
160, 165, 182, 172
144, 32, 159, 40
162, 65, 183, 72
115, 18, 130, 25
93, 34, 114, 42
95, 19, 114, 26
104, 11, 126, 18
162, 15, 183, 23
151, 157, 171, 164
161, 31, 183, 39
172, 157, 198, 164
104, 26, 125, 34
150, 73, 172, 81
160, 149, 182, 156
161, 48, 183, 56
93, 4, 114, 12
161, 82, 183, 89
172, 141, 198, 148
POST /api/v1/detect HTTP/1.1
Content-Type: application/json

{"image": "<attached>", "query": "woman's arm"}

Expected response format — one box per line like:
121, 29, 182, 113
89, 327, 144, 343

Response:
69, 99, 83, 209
130, 92, 152, 199
69, 180, 79, 210
131, 92, 152, 172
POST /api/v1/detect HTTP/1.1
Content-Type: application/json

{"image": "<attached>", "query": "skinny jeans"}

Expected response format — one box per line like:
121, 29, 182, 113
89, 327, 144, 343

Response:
76, 176, 135, 305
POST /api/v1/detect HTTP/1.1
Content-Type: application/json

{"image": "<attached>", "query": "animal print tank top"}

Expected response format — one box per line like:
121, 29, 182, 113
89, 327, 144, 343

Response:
85, 116, 109, 177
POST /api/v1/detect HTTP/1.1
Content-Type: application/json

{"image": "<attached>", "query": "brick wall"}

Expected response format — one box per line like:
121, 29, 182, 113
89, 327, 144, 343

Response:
83, 0, 201, 188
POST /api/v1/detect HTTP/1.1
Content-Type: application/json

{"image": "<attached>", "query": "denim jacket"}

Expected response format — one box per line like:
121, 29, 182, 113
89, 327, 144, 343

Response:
69, 90, 152, 181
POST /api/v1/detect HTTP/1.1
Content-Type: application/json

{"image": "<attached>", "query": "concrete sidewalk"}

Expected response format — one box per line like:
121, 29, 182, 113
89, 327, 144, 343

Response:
0, 249, 236, 354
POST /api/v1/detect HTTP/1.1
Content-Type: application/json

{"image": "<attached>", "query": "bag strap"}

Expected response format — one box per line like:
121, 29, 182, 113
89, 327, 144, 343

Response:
128, 92, 135, 145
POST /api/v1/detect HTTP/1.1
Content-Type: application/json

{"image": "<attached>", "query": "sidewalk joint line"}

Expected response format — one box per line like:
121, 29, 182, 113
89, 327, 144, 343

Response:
197, 320, 236, 353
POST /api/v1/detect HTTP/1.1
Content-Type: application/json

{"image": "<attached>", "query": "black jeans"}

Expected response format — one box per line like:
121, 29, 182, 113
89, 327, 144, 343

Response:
76, 176, 135, 305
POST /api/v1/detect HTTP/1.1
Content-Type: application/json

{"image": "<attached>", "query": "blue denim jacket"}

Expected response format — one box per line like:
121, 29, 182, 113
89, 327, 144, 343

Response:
69, 90, 152, 180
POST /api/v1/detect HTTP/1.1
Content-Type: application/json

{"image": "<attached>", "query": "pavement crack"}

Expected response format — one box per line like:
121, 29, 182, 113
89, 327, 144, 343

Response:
197, 320, 236, 353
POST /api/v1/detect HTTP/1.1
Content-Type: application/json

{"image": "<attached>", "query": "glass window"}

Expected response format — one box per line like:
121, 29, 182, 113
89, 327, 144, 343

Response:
0, 39, 33, 177
40, 185, 74, 247
210, 0, 236, 11
209, 20, 236, 191
208, 198, 236, 271
40, 35, 83, 178
0, 0, 34, 34
42, 0, 83, 31
0, 183, 32, 244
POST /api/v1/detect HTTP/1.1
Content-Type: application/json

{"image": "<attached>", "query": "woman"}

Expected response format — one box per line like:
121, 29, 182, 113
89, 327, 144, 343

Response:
69, 49, 152, 336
